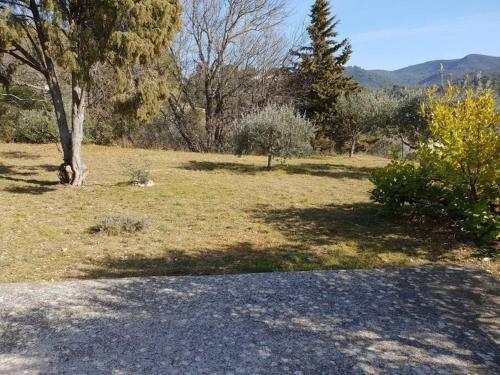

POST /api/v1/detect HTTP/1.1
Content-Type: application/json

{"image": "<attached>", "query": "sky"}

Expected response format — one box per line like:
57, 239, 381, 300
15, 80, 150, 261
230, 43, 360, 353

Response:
284, 0, 500, 70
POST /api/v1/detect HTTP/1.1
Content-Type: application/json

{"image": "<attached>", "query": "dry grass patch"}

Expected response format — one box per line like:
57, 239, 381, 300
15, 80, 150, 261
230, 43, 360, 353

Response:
0, 143, 496, 283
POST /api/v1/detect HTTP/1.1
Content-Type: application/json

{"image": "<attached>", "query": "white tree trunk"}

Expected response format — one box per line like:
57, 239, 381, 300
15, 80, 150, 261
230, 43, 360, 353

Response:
69, 77, 88, 186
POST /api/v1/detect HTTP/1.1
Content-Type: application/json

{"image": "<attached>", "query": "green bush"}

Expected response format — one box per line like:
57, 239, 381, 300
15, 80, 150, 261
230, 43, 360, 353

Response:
84, 120, 116, 145
371, 159, 434, 211
0, 85, 59, 143
371, 159, 499, 242
371, 83, 499, 243
455, 200, 499, 242
0, 107, 58, 143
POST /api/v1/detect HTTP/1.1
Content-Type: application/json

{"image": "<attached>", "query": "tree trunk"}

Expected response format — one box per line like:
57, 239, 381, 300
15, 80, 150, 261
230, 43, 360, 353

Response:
349, 136, 357, 158
267, 154, 272, 170
68, 77, 88, 186
205, 79, 214, 151
46, 72, 72, 166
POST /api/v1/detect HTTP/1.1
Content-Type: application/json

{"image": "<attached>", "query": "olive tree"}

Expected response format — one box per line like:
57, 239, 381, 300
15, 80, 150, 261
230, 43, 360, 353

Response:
386, 87, 429, 150
233, 105, 314, 169
0, 0, 181, 185
331, 90, 395, 157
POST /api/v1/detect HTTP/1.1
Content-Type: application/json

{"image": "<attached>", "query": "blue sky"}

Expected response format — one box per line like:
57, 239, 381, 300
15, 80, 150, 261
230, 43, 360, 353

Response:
285, 0, 500, 70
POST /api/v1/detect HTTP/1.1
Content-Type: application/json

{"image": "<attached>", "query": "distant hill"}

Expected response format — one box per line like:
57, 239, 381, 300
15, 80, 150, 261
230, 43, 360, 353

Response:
346, 54, 500, 89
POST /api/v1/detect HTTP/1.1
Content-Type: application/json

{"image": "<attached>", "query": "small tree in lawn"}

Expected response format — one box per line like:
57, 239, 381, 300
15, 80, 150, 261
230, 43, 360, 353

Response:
385, 87, 429, 151
331, 90, 394, 157
0, 1, 181, 186
234, 105, 315, 170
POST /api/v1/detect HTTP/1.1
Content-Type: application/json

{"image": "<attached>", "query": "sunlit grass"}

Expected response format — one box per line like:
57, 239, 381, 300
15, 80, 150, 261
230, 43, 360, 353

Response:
0, 143, 495, 283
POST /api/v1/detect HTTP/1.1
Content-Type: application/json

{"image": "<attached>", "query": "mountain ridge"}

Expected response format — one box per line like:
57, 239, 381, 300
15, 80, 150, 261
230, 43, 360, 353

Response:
346, 54, 500, 89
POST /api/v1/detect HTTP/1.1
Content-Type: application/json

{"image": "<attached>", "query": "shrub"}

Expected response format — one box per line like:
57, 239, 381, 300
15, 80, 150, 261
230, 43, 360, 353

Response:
371, 83, 500, 243
124, 160, 153, 186
0, 85, 58, 143
371, 159, 438, 212
0, 106, 58, 143
91, 214, 148, 235
84, 120, 116, 145
420, 83, 499, 203
233, 105, 315, 169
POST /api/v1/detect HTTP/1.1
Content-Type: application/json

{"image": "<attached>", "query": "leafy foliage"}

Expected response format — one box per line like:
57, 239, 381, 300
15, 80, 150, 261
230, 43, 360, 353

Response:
233, 105, 315, 169
420, 83, 499, 203
329, 90, 395, 156
385, 87, 429, 149
371, 83, 500, 243
0, 85, 58, 143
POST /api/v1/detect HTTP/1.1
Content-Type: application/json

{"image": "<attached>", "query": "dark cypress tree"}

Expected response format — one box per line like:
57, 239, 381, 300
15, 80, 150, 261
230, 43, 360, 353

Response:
293, 0, 358, 143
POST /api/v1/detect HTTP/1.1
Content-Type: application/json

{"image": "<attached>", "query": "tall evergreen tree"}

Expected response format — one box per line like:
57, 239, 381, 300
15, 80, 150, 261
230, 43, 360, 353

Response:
293, 0, 358, 141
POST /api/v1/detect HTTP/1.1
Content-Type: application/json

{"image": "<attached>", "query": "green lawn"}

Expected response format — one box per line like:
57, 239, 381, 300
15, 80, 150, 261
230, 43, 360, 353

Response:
0, 143, 495, 283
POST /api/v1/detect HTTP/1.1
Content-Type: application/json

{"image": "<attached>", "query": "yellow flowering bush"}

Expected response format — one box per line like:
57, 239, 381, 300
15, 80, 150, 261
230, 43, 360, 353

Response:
421, 83, 499, 203
372, 82, 499, 243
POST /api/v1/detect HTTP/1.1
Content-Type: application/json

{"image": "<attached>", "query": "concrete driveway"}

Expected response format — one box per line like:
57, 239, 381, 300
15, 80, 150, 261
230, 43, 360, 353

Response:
0, 266, 499, 374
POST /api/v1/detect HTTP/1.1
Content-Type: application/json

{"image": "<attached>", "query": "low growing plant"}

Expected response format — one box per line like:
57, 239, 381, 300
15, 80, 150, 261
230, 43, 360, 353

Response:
91, 214, 148, 236
124, 160, 153, 186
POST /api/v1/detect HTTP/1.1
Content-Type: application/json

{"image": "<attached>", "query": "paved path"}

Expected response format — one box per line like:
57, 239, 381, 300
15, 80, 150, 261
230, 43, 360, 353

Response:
0, 267, 499, 375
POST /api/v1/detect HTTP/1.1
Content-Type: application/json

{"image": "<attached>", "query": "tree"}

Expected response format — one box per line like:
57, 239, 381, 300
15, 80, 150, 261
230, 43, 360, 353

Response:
233, 104, 314, 169
171, 0, 287, 152
0, 0, 181, 185
330, 90, 394, 157
293, 0, 358, 139
386, 87, 429, 150
421, 83, 500, 204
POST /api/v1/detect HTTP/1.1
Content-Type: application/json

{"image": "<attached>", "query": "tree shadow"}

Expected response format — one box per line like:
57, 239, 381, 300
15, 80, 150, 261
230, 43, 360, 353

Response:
81, 242, 320, 280
0, 162, 59, 194
180, 160, 268, 174
22, 164, 59, 172
1, 267, 498, 374
253, 202, 461, 261
3, 185, 57, 195
0, 151, 42, 159
285, 163, 377, 179
0, 163, 16, 175
179, 160, 378, 179
79, 203, 465, 281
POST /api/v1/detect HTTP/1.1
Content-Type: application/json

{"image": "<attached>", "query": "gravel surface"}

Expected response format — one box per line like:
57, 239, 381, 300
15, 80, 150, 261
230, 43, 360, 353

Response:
0, 266, 499, 374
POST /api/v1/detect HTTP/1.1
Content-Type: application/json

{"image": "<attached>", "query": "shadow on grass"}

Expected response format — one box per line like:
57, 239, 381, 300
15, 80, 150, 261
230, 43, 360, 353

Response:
254, 203, 459, 261
1, 162, 59, 194
3, 185, 57, 195
81, 242, 320, 280
180, 161, 378, 179
82, 203, 462, 280
0, 151, 42, 159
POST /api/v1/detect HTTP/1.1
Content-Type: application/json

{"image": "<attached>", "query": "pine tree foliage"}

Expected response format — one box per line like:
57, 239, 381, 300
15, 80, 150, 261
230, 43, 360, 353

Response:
293, 0, 358, 136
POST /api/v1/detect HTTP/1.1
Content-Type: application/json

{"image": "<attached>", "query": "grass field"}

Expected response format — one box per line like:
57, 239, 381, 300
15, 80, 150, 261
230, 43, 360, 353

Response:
0, 143, 496, 283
